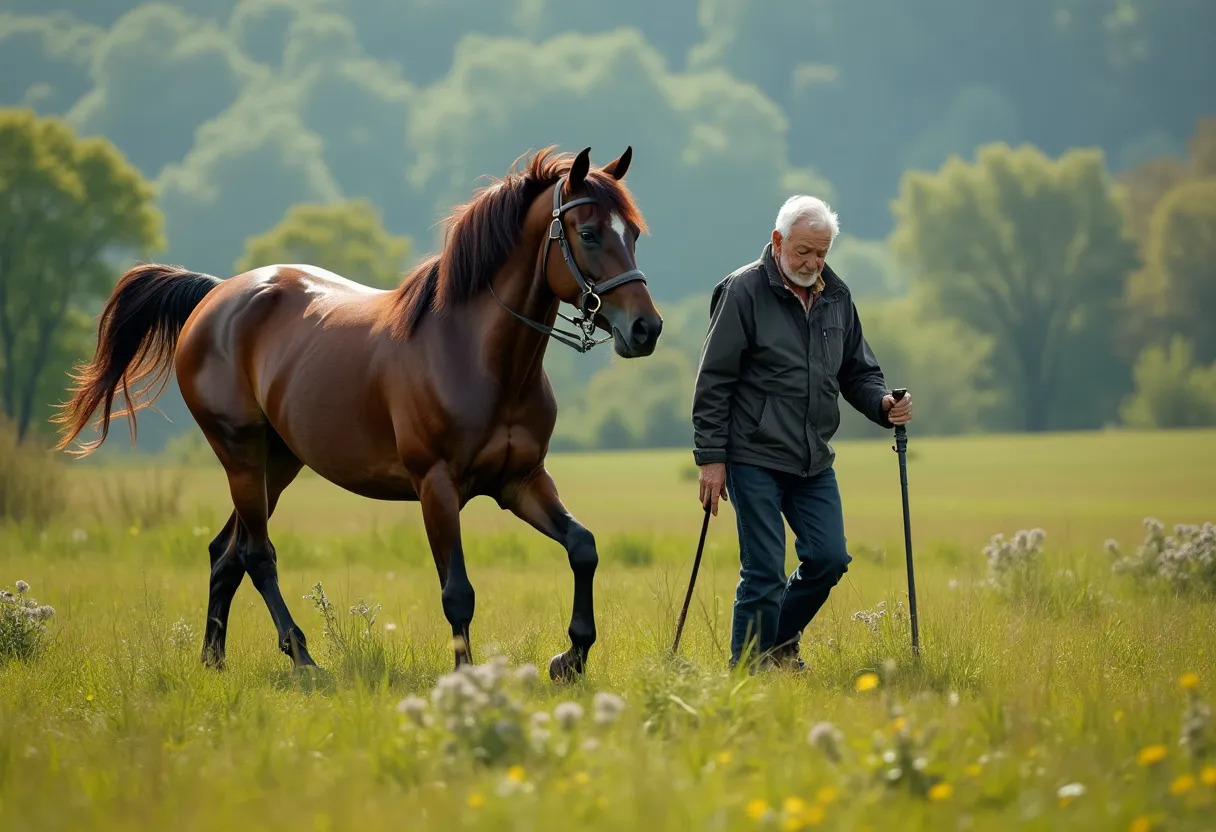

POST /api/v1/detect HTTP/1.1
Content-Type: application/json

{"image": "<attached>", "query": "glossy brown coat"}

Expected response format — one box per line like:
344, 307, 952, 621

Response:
54, 146, 662, 680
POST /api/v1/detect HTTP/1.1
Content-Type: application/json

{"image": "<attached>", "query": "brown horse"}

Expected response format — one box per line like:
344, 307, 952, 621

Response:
53, 146, 662, 681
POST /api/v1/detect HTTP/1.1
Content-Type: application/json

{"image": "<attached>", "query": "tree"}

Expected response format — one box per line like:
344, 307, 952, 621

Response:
0, 12, 103, 115
1131, 179, 1216, 363
0, 108, 163, 441
1119, 337, 1216, 429
236, 199, 412, 288
407, 29, 831, 300
66, 4, 263, 178
890, 142, 1138, 432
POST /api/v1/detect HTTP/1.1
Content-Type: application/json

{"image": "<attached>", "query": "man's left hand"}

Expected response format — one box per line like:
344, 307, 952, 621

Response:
882, 391, 913, 425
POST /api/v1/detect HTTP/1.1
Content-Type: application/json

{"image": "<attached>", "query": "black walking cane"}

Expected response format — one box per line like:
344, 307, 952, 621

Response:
890, 388, 920, 655
671, 501, 712, 653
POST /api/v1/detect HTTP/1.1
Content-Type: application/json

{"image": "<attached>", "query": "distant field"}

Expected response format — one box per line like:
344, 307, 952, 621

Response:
57, 426, 1216, 552
3, 428, 1214, 830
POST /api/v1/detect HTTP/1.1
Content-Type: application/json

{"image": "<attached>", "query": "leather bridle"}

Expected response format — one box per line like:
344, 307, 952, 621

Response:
491, 175, 647, 353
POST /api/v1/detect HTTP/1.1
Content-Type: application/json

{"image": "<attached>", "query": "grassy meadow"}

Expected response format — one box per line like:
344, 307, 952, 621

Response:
3, 428, 1215, 830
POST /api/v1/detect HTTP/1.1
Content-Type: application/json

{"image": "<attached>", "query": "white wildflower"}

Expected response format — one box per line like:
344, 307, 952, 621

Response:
592, 691, 625, 726
1057, 783, 1085, 800
15, 580, 29, 595
554, 701, 583, 730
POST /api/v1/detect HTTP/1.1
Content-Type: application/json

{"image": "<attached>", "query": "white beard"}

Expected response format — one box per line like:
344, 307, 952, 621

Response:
783, 268, 821, 288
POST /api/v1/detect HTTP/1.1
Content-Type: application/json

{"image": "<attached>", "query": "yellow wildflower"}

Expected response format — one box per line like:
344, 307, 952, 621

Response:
1128, 816, 1153, 832
964, 763, 982, 777
1137, 745, 1168, 766
1179, 672, 1200, 690
783, 796, 806, 816
1114, 710, 1124, 723
715, 750, 734, 766
816, 786, 838, 804
467, 793, 485, 808
889, 717, 907, 733
855, 672, 879, 692
928, 782, 953, 802
803, 805, 825, 826
745, 799, 769, 821
781, 818, 803, 832
506, 765, 526, 782
574, 771, 591, 786
1201, 765, 1216, 786
1169, 774, 1195, 796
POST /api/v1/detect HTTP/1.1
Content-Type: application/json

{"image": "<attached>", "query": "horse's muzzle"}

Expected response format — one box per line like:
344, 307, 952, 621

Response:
614, 313, 662, 357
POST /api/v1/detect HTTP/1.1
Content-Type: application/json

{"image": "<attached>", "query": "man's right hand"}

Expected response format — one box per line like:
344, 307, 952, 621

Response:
698, 462, 728, 516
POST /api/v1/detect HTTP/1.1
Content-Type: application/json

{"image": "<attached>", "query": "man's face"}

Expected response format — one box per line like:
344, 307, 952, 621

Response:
772, 220, 832, 288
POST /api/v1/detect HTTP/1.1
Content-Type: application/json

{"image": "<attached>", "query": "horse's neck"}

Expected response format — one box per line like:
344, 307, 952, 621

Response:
437, 230, 557, 402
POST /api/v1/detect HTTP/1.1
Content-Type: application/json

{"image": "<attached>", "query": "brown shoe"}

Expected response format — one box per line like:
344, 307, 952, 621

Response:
769, 641, 807, 671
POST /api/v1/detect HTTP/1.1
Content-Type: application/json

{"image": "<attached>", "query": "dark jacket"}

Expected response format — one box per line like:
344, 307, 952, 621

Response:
691, 243, 892, 477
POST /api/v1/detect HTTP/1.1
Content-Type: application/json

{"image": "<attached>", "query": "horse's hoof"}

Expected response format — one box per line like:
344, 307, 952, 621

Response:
548, 650, 585, 683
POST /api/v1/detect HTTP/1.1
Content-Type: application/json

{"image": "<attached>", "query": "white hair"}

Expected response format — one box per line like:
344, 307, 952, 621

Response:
774, 195, 839, 242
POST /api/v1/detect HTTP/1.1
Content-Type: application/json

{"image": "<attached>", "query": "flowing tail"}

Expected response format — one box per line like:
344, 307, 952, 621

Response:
53, 263, 221, 456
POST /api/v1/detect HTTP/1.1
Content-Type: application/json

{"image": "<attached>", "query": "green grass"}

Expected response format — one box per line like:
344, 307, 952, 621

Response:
3, 428, 1216, 830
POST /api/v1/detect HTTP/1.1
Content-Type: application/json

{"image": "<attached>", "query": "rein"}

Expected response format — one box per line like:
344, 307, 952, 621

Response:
490, 175, 646, 353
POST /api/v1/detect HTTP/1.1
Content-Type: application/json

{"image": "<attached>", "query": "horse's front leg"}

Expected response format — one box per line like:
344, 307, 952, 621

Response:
419, 464, 476, 668
507, 468, 597, 682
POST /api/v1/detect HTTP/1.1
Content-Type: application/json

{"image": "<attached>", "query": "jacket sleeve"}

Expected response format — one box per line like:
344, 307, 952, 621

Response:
837, 299, 893, 429
691, 279, 751, 464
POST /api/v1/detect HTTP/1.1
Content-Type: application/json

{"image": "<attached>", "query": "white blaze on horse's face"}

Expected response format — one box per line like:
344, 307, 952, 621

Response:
610, 212, 628, 245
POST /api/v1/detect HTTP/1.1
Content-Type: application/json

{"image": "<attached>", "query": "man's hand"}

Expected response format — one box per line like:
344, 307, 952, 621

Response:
698, 462, 728, 516
882, 390, 914, 425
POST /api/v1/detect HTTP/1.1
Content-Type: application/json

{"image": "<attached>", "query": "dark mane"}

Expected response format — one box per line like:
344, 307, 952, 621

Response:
391, 146, 646, 338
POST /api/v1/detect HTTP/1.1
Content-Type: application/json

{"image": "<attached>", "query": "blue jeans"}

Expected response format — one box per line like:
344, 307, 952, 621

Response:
726, 462, 852, 665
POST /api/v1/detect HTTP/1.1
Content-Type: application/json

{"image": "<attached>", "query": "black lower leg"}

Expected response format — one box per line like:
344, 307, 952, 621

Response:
202, 513, 243, 668
563, 523, 598, 673
241, 538, 315, 667
441, 551, 475, 666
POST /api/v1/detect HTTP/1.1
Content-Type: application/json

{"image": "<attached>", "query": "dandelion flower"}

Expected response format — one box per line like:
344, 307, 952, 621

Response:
964, 763, 982, 777
506, 765, 526, 783
1201, 764, 1216, 786
802, 805, 825, 826
807, 722, 842, 761
467, 793, 485, 808
782, 796, 806, 816
745, 798, 769, 821
855, 672, 879, 692
1169, 774, 1195, 796
574, 771, 591, 786
816, 786, 838, 804
927, 782, 953, 802
1137, 744, 1168, 766
715, 750, 734, 766
1179, 672, 1200, 690
1128, 816, 1154, 832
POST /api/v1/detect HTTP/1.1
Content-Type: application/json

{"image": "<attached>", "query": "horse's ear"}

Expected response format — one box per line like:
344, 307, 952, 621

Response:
602, 146, 632, 180
569, 147, 591, 189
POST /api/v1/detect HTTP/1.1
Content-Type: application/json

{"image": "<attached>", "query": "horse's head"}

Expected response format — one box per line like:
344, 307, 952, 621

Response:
544, 147, 662, 358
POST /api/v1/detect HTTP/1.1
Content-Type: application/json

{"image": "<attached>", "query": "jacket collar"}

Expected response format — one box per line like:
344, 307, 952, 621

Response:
761, 242, 845, 302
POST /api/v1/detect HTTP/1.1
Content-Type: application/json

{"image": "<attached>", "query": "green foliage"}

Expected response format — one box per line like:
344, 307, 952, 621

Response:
1119, 338, 1216, 429
1139, 179, 1216, 363
0, 12, 102, 114
0, 107, 163, 440
235, 199, 413, 287
407, 28, 831, 300
66, 4, 264, 177
890, 143, 1138, 432
156, 101, 341, 275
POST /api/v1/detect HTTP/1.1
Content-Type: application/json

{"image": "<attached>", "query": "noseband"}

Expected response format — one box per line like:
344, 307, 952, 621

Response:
491, 175, 647, 353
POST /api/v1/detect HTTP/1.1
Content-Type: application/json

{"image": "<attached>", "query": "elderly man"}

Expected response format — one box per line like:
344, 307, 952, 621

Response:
691, 195, 912, 669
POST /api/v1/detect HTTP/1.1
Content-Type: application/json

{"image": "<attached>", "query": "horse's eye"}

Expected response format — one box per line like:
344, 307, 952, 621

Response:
579, 230, 595, 244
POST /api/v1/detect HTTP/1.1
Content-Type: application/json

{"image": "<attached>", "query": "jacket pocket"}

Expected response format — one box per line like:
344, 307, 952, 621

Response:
747, 394, 807, 457
822, 324, 845, 375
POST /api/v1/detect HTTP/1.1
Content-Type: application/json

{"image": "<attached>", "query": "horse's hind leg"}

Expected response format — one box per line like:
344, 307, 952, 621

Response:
204, 416, 313, 667
201, 438, 304, 668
